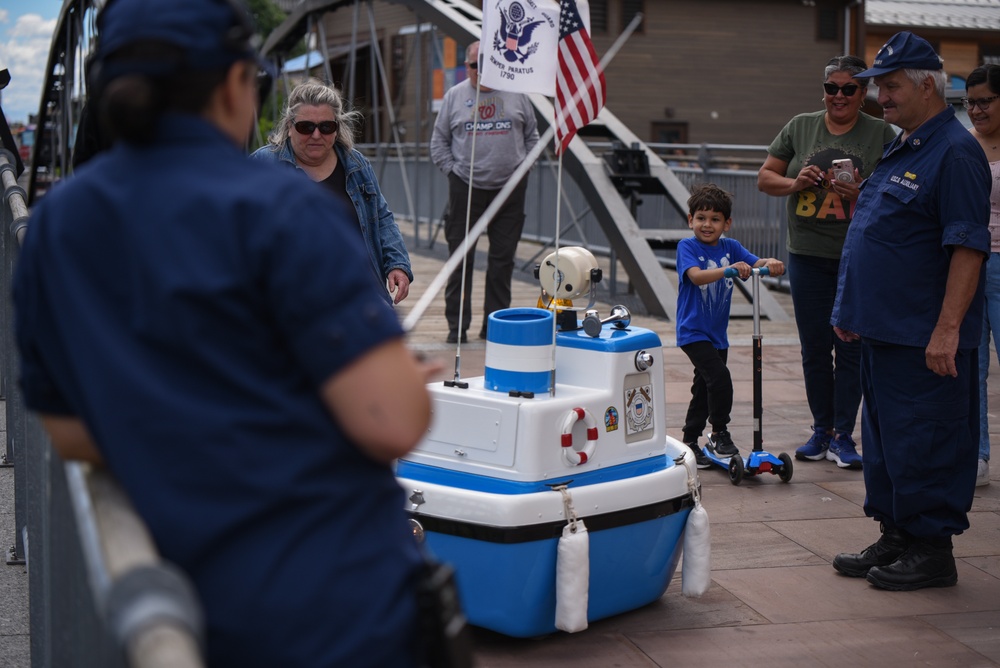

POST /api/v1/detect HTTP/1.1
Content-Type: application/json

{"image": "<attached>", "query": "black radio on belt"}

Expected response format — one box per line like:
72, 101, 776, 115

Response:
417, 559, 474, 668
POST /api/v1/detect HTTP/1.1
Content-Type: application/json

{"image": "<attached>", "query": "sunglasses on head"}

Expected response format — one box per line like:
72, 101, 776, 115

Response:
823, 82, 860, 96
293, 120, 338, 135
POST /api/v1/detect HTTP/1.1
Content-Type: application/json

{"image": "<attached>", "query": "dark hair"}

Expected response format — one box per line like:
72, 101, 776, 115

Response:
98, 42, 232, 144
92, 0, 258, 145
687, 183, 733, 219
967, 64, 1000, 94
825, 55, 871, 89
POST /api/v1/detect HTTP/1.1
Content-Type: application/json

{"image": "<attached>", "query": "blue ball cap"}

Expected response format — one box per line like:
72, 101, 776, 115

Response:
856, 31, 943, 78
97, 0, 259, 71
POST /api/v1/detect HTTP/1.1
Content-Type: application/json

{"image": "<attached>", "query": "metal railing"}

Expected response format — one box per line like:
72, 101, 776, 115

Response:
1, 148, 206, 668
364, 141, 790, 297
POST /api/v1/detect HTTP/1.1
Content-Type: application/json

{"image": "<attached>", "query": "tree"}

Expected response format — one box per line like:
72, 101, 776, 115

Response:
246, 0, 287, 149
247, 0, 286, 40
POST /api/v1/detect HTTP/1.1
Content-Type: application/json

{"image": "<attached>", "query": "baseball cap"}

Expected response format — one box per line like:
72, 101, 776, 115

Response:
96, 0, 269, 75
856, 31, 943, 78
91, 0, 275, 106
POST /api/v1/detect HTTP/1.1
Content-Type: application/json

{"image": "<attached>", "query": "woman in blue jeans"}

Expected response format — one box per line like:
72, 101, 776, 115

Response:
967, 64, 1000, 486
758, 55, 896, 468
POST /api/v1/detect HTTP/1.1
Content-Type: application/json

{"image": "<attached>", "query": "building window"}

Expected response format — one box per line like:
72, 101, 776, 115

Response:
816, 3, 839, 42
651, 121, 688, 144
982, 43, 1000, 65
622, 0, 644, 34
589, 0, 608, 34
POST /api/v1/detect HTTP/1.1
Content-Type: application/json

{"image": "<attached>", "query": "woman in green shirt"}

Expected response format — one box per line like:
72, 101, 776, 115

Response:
758, 55, 897, 470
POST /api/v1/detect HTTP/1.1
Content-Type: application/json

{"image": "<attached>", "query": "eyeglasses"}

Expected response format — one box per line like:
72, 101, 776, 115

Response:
466, 61, 478, 70
823, 82, 860, 97
293, 120, 338, 135
962, 95, 1000, 111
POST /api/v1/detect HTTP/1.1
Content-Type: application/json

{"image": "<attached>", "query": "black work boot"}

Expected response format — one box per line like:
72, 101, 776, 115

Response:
866, 537, 957, 591
832, 524, 910, 578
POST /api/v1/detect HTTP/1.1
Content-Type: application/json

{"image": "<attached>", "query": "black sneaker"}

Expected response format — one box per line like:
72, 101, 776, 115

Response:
706, 430, 739, 457
686, 442, 711, 469
446, 330, 468, 344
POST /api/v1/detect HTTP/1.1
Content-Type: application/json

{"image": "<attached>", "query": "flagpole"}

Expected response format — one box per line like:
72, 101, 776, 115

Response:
403, 12, 645, 333
448, 68, 484, 383
548, 154, 564, 396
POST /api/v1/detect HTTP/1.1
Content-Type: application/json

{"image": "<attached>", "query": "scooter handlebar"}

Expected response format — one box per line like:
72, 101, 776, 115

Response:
722, 266, 770, 278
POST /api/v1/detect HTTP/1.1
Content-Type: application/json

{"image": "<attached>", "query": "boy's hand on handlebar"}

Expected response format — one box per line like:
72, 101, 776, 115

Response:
730, 262, 752, 280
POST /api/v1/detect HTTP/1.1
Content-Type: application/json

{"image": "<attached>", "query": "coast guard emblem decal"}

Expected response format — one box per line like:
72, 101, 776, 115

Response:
625, 385, 653, 435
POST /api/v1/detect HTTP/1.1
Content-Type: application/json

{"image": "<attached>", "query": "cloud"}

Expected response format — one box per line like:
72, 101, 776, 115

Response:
0, 13, 59, 124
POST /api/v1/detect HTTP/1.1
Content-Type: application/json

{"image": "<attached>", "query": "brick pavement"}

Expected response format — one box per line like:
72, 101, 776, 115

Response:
2, 221, 999, 667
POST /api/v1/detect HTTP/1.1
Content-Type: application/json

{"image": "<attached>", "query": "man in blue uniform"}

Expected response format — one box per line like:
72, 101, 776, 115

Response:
13, 0, 436, 665
831, 32, 991, 591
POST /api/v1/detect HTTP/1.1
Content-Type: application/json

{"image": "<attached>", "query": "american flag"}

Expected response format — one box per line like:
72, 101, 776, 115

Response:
555, 0, 605, 155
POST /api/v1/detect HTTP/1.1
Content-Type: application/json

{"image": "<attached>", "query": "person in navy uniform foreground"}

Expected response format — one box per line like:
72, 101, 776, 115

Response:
13, 0, 435, 664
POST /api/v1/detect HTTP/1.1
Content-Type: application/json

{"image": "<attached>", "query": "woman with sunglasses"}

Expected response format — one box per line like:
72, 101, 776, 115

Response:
252, 79, 413, 305
758, 55, 897, 469
966, 64, 1000, 487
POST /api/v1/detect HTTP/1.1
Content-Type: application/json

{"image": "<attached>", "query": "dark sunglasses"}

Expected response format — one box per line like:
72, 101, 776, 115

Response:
293, 120, 338, 135
823, 82, 860, 96
466, 61, 478, 70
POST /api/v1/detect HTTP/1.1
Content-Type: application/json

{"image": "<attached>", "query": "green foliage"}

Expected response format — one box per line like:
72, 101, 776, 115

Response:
247, 0, 286, 38
252, 116, 274, 152
247, 0, 287, 147
251, 85, 288, 152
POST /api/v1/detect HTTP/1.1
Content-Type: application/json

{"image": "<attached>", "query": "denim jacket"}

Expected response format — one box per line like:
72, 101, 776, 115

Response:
250, 140, 413, 303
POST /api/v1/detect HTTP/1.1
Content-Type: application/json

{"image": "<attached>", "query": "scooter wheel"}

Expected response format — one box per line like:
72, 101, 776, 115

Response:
778, 452, 793, 482
728, 456, 744, 486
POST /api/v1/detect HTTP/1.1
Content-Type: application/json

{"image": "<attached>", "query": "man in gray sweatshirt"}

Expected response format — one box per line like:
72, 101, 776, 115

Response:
430, 40, 540, 343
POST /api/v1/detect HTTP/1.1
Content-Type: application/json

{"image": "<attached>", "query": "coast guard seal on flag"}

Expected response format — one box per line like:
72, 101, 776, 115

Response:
496, 2, 545, 63
480, 0, 561, 95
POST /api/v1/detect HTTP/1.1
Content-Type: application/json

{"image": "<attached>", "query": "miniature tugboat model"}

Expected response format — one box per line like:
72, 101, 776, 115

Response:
397, 248, 705, 637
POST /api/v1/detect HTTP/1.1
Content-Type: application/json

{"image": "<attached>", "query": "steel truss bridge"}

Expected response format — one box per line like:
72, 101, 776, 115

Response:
22, 0, 785, 320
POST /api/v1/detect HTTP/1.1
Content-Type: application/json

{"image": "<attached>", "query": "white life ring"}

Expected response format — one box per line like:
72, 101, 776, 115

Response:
561, 407, 598, 466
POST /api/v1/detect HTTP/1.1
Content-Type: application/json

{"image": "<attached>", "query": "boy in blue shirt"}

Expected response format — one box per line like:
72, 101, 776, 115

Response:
676, 184, 785, 467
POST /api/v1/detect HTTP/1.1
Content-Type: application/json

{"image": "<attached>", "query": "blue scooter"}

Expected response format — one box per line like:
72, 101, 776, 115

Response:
702, 266, 793, 485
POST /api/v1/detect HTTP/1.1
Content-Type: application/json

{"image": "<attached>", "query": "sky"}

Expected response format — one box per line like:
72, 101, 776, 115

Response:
0, 0, 65, 125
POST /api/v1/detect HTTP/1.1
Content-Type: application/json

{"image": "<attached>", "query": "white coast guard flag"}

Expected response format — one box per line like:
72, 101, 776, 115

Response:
480, 0, 593, 96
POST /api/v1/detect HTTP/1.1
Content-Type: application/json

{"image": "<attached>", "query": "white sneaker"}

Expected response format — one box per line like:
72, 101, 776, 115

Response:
976, 459, 990, 487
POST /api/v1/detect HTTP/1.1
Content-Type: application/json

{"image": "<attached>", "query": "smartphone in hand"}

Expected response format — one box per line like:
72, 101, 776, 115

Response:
831, 158, 855, 184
